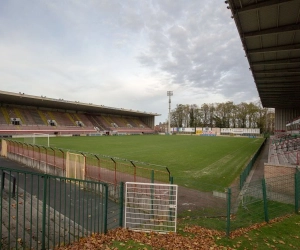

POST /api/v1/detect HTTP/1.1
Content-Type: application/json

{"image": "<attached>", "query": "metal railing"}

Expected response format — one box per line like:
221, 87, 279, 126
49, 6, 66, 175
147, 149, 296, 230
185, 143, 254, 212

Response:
1, 170, 16, 197
0, 166, 123, 249
5, 140, 172, 186
240, 138, 266, 189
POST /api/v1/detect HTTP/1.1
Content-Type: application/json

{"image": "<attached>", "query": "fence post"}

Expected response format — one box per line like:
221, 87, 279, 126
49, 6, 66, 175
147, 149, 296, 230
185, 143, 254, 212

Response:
226, 187, 231, 237
170, 176, 173, 184
295, 172, 299, 214
130, 161, 136, 182
0, 170, 3, 249
103, 184, 108, 234
240, 173, 243, 190
42, 174, 48, 250
119, 182, 124, 227
151, 170, 154, 183
262, 178, 269, 223
111, 158, 117, 185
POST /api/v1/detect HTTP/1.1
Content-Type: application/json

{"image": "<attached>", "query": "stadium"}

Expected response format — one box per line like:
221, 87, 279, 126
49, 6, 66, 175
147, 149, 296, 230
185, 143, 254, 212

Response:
0, 0, 300, 249
0, 90, 157, 136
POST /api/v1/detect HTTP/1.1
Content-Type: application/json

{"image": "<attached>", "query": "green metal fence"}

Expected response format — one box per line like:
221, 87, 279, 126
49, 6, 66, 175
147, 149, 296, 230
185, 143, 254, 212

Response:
0, 166, 123, 249
178, 171, 300, 236
228, 172, 299, 235
240, 138, 266, 189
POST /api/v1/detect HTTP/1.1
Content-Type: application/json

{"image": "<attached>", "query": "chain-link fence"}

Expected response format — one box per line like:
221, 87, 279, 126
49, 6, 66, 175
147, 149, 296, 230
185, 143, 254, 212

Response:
178, 171, 300, 236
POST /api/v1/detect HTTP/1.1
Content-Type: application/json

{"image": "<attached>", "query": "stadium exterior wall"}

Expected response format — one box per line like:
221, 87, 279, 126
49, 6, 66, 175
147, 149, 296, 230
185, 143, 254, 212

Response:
264, 164, 297, 195
275, 108, 300, 131
264, 164, 297, 179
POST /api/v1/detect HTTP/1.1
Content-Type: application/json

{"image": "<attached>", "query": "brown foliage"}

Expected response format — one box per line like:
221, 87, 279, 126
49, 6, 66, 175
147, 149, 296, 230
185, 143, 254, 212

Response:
55, 215, 292, 250
55, 226, 229, 250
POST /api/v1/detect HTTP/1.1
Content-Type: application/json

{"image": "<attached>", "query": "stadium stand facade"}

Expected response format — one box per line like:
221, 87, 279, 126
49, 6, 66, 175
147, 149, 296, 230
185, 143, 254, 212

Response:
0, 90, 157, 136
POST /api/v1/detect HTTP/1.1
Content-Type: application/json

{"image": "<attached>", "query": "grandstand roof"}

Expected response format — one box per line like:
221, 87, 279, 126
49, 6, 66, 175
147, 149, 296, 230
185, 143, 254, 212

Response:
227, 0, 300, 109
0, 90, 160, 117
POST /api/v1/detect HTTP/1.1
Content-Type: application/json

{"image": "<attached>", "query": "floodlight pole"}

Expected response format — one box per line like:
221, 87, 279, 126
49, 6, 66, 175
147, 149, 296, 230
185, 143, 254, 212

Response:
167, 91, 173, 134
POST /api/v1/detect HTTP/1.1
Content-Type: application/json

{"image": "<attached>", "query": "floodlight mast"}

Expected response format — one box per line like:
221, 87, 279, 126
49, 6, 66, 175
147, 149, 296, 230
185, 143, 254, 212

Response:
167, 91, 173, 134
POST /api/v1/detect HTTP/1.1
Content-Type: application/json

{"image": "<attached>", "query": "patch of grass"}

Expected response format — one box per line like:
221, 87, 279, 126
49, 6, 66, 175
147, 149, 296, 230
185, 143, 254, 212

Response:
218, 214, 300, 249
177, 209, 227, 231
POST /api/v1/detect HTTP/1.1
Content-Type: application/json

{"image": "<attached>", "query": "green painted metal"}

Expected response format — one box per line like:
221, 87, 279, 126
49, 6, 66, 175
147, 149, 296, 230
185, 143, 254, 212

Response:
103, 184, 108, 234
42, 174, 48, 250
0, 166, 120, 249
262, 178, 269, 223
295, 171, 300, 214
119, 182, 124, 227
226, 188, 231, 237
240, 138, 266, 189
0, 171, 3, 249
151, 170, 154, 183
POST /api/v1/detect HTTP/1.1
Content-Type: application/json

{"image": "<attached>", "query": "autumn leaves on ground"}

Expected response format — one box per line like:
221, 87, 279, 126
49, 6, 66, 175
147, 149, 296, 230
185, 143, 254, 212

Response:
56, 215, 299, 250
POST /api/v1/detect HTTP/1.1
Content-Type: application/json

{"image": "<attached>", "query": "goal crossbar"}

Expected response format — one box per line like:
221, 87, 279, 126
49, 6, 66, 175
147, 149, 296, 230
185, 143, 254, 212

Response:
24, 133, 50, 147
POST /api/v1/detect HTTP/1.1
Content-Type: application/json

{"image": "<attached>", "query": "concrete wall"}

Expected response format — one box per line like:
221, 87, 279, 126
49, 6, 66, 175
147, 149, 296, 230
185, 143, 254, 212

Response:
264, 164, 297, 195
7, 152, 65, 176
5, 152, 120, 200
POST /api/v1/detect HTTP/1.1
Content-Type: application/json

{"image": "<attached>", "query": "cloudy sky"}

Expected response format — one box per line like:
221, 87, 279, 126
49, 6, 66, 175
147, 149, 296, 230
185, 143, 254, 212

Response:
0, 0, 259, 124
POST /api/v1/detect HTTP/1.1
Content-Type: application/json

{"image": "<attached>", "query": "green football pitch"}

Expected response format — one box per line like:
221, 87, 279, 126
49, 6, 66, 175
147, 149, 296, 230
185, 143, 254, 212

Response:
39, 135, 264, 190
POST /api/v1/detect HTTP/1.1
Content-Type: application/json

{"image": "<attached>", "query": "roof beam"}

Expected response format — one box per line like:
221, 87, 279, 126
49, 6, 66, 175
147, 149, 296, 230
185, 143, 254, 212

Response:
255, 76, 300, 82
251, 58, 300, 66
258, 86, 299, 90
231, 0, 295, 14
257, 82, 300, 87
243, 24, 300, 38
247, 44, 300, 54
252, 68, 300, 76
254, 69, 300, 74
258, 89, 300, 93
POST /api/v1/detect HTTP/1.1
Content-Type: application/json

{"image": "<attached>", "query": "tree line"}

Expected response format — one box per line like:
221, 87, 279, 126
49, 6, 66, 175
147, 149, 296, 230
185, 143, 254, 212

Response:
169, 101, 275, 133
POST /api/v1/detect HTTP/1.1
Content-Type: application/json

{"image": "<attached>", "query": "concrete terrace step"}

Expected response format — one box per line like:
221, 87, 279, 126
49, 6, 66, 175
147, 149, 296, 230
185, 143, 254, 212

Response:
1, 187, 90, 249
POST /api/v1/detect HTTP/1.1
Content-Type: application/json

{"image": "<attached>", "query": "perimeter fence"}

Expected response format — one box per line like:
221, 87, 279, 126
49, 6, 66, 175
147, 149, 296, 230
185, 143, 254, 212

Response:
0, 166, 123, 249
1, 139, 299, 236
178, 171, 300, 236
239, 138, 266, 189
2, 139, 172, 186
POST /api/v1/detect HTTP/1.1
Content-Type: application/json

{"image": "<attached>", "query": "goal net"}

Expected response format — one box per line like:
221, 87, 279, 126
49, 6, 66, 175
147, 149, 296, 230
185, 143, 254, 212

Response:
24, 133, 50, 147
66, 152, 86, 180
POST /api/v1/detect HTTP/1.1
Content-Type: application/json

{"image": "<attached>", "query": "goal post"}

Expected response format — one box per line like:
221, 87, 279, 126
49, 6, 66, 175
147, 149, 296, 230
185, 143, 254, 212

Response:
125, 182, 178, 233
24, 133, 50, 147
66, 152, 86, 180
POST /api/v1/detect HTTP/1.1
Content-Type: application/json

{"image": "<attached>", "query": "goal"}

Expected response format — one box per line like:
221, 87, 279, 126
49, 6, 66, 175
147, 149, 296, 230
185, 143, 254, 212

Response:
24, 133, 50, 147
125, 182, 178, 233
66, 152, 86, 180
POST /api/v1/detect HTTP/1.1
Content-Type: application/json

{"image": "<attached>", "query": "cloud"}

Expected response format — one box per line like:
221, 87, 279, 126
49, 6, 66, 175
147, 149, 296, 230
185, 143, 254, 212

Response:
0, 0, 259, 124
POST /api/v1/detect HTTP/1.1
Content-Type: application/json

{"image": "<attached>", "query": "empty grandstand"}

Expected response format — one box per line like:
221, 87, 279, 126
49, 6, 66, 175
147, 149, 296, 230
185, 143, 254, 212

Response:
0, 90, 158, 137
